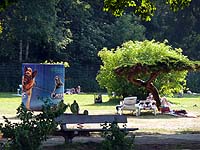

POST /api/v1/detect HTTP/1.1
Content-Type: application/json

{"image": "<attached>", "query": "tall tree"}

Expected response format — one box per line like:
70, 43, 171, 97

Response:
58, 0, 146, 65
105, 14, 146, 48
143, 0, 200, 60
0, 0, 71, 63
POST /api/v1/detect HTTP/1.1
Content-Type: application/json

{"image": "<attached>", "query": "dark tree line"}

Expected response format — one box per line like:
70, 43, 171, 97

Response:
0, 0, 200, 92
1, 0, 199, 64
144, 0, 200, 61
0, 0, 145, 65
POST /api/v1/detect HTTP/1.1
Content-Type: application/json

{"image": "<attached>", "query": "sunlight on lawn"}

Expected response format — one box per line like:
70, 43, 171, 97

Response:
167, 96, 200, 114
63, 93, 116, 114
0, 93, 21, 117
0, 92, 200, 117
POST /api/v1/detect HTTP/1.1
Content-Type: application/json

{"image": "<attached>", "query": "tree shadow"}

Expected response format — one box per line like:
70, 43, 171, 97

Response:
0, 92, 21, 98
178, 130, 200, 134
124, 113, 180, 119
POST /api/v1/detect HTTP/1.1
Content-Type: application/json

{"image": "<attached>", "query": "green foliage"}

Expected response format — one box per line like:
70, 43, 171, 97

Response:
96, 40, 197, 97
115, 40, 196, 72
145, 1, 200, 59
0, 101, 67, 150
106, 14, 146, 48
59, 0, 146, 65
0, 22, 2, 34
0, 0, 17, 12
103, 0, 192, 21
166, 0, 192, 12
0, 0, 71, 63
101, 122, 135, 150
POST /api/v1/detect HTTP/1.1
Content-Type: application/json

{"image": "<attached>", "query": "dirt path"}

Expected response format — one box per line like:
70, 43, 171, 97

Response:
2, 112, 200, 149
43, 134, 200, 149
134, 134, 200, 150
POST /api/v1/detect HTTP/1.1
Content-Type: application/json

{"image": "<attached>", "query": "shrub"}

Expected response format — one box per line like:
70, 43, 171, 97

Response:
0, 101, 67, 150
101, 122, 135, 150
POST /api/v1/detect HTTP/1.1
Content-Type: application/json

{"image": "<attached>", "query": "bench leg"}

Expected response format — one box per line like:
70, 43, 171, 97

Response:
63, 136, 72, 143
58, 130, 75, 143
63, 131, 90, 143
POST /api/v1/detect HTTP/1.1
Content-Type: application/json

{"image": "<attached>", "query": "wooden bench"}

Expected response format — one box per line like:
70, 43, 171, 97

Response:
54, 114, 138, 143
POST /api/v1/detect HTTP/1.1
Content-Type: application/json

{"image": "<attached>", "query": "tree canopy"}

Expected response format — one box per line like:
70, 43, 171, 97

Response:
97, 40, 200, 109
103, 0, 192, 20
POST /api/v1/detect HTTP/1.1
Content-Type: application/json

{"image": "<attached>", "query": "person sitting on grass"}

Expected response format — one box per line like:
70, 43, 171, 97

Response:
160, 96, 171, 113
145, 93, 156, 107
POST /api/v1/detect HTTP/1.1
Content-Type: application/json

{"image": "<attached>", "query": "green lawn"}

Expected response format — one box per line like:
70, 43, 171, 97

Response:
0, 92, 21, 117
167, 95, 200, 114
0, 93, 117, 117
0, 92, 200, 117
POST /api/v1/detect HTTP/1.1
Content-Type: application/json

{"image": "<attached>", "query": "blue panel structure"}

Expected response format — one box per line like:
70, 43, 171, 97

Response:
22, 63, 64, 110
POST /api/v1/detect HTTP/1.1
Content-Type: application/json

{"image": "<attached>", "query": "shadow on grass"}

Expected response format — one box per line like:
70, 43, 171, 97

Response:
83, 98, 120, 107
0, 92, 21, 98
124, 113, 179, 119
43, 142, 102, 150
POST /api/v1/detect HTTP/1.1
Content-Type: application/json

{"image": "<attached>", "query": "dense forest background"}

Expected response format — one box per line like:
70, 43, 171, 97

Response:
0, 0, 200, 93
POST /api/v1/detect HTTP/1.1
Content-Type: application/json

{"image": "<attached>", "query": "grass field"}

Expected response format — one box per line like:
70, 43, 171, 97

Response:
0, 92, 200, 134
0, 92, 200, 116
0, 92, 115, 117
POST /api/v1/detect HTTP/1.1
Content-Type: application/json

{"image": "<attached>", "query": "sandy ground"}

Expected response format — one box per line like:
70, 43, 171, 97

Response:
128, 115, 200, 133
1, 110, 200, 149
42, 133, 200, 150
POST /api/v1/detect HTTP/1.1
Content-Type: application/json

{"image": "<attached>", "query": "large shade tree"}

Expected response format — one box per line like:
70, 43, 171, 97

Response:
97, 40, 200, 110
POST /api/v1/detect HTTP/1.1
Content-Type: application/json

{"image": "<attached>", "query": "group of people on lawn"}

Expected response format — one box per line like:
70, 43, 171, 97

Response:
142, 93, 171, 113
116, 92, 171, 113
141, 93, 170, 110
136, 93, 171, 112
65, 85, 81, 94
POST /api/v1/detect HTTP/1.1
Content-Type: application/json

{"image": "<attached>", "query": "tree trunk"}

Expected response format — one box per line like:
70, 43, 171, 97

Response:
127, 75, 161, 110
145, 82, 161, 110
25, 40, 29, 61
19, 40, 23, 62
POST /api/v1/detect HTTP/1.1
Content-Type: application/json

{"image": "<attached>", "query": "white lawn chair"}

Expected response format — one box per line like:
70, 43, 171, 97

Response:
135, 100, 157, 116
117, 97, 137, 115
